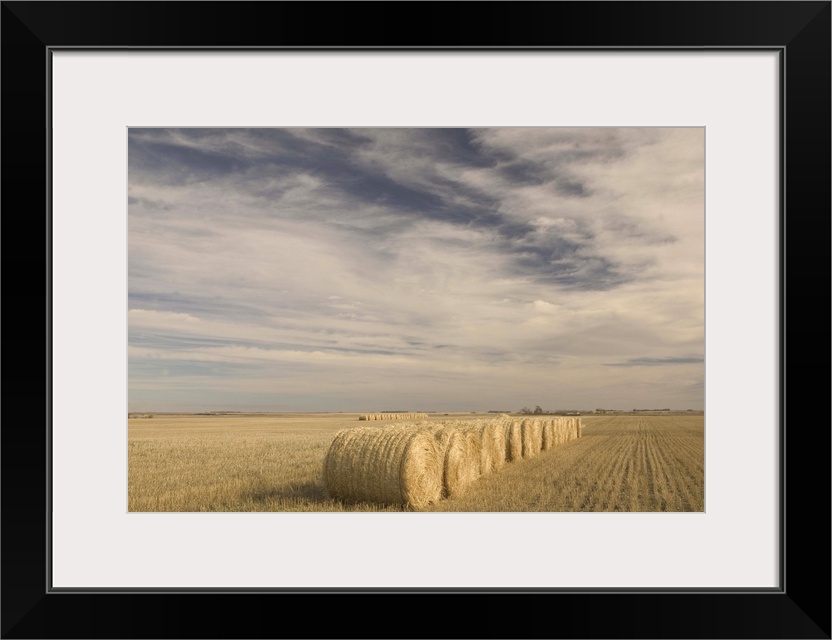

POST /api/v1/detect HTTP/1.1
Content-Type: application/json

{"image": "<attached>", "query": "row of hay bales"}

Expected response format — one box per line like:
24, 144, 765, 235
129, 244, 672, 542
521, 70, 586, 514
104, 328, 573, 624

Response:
323, 416, 582, 510
358, 413, 429, 421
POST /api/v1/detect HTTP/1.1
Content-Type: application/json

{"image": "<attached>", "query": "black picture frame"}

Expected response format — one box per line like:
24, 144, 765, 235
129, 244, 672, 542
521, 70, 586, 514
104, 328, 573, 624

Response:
2, 2, 829, 638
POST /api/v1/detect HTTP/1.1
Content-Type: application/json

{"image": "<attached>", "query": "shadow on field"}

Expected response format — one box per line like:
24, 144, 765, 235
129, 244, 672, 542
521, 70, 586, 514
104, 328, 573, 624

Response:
245, 481, 329, 504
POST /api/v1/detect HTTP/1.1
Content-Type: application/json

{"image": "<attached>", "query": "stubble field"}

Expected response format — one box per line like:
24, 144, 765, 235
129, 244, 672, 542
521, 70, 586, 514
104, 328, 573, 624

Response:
128, 413, 704, 512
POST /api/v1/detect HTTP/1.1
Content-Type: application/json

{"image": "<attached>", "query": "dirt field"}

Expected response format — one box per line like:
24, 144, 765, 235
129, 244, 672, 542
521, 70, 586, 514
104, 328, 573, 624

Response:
128, 413, 704, 512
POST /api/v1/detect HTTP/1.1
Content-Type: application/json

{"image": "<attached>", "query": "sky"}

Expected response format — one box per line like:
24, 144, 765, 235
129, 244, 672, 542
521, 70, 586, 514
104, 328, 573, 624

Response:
128, 128, 704, 413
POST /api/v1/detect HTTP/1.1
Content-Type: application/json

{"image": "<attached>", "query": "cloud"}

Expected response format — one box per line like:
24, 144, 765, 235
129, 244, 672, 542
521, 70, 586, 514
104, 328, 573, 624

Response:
128, 127, 704, 411
605, 357, 705, 367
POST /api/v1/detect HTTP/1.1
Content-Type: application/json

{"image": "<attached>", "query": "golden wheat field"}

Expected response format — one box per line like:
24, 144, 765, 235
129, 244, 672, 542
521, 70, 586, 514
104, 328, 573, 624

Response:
128, 413, 703, 512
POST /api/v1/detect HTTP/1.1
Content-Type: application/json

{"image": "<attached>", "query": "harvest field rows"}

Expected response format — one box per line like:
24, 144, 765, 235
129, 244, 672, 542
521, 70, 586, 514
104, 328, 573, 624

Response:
128, 413, 703, 512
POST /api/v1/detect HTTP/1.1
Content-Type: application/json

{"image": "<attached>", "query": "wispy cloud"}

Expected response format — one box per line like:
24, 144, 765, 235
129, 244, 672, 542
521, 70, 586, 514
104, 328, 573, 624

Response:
128, 128, 704, 412
605, 357, 705, 367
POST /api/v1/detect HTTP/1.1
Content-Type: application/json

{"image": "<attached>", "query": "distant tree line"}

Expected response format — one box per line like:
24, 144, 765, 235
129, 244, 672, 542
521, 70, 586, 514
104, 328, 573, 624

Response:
519, 406, 582, 416
520, 406, 545, 415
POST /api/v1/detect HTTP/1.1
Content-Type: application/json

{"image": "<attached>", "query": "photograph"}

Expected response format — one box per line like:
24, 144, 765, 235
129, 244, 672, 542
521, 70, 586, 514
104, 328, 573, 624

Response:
128, 126, 704, 513
3, 0, 827, 636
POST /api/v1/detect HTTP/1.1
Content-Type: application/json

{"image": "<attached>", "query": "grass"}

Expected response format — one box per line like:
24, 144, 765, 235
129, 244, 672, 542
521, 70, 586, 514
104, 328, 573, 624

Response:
128, 413, 704, 512
426, 415, 704, 512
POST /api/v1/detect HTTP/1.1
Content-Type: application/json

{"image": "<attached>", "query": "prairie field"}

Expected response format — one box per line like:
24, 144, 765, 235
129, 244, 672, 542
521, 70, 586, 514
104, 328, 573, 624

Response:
128, 413, 703, 512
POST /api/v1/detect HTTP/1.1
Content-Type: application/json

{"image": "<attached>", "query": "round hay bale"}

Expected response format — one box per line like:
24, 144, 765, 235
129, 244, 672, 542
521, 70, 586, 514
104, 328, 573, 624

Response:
323, 425, 443, 510
506, 419, 523, 462
442, 426, 481, 498
463, 424, 483, 478
541, 418, 555, 451
476, 421, 495, 475
521, 419, 542, 458
555, 418, 566, 444
429, 424, 454, 498
477, 419, 505, 474
533, 419, 543, 452
489, 419, 508, 470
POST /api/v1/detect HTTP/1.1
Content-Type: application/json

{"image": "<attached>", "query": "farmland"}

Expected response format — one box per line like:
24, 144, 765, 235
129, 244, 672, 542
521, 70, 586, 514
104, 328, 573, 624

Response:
128, 413, 704, 512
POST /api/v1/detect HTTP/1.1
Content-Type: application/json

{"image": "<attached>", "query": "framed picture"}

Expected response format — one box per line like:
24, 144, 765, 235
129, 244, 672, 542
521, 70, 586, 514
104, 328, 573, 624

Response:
3, 2, 829, 638
125, 123, 707, 517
